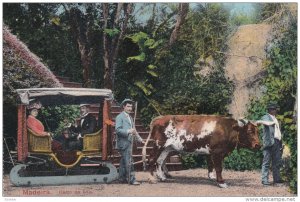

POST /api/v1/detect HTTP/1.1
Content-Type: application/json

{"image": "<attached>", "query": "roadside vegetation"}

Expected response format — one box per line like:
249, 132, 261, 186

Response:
3, 3, 297, 193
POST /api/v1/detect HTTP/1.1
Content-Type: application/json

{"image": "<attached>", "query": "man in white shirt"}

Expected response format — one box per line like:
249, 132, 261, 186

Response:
259, 102, 284, 186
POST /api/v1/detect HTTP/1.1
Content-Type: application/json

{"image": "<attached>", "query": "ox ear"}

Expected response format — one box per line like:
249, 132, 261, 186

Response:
232, 123, 239, 130
233, 120, 243, 130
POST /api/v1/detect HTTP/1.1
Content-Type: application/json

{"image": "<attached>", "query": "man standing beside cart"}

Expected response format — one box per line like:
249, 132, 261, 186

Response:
115, 99, 145, 185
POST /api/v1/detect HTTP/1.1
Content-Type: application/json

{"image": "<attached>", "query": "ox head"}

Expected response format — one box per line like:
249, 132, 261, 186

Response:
235, 119, 261, 150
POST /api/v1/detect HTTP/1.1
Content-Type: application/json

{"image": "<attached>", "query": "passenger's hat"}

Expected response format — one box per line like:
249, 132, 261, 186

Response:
267, 102, 279, 110
80, 103, 90, 107
27, 100, 42, 110
120, 98, 134, 107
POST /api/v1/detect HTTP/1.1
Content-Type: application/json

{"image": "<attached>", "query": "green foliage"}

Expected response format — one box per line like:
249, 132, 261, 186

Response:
153, 4, 233, 117
181, 154, 207, 169
247, 20, 297, 193
182, 3, 230, 62
157, 54, 233, 116
39, 105, 80, 136
3, 3, 103, 85
127, 52, 146, 63
4, 3, 233, 128
115, 31, 162, 122
279, 114, 297, 193
126, 32, 162, 63
181, 154, 197, 169
114, 3, 234, 128
230, 12, 258, 26
104, 28, 120, 37
255, 3, 283, 21
224, 149, 262, 171
134, 81, 153, 96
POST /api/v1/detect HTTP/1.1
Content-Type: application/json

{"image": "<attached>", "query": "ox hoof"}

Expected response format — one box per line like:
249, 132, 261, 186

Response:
148, 178, 158, 184
208, 172, 216, 180
156, 176, 166, 182
218, 183, 228, 188
156, 173, 166, 182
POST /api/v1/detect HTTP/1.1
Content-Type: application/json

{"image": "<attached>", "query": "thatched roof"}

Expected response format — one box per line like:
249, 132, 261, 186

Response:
3, 25, 62, 88
3, 25, 63, 104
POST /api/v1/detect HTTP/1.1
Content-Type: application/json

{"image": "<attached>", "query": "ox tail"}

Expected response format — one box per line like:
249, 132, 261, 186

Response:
142, 117, 160, 171
142, 125, 153, 171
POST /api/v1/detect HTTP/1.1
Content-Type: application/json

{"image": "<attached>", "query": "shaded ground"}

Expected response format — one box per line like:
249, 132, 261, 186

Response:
2, 168, 295, 197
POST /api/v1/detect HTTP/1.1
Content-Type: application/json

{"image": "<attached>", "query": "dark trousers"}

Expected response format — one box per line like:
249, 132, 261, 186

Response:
261, 139, 283, 183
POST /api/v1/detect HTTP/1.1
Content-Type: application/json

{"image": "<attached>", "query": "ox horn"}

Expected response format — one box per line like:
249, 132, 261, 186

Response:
237, 120, 244, 127
250, 120, 258, 126
237, 118, 249, 127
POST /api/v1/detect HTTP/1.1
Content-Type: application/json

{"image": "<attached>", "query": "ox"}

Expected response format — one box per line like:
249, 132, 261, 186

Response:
142, 115, 260, 188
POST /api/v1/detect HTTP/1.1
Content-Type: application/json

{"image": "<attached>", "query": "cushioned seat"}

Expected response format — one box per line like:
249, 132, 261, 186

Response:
27, 128, 52, 153
82, 129, 102, 153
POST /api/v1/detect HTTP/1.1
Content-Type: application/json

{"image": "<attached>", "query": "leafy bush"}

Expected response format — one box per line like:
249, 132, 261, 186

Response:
181, 154, 207, 169
181, 154, 198, 169
116, 4, 233, 127
278, 112, 297, 193
224, 149, 262, 171
230, 12, 258, 26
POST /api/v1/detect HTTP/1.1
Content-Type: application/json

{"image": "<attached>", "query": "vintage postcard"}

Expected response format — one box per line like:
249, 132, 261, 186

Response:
2, 2, 297, 201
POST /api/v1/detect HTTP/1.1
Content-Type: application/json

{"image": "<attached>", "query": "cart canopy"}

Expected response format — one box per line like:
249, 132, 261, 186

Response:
16, 88, 113, 106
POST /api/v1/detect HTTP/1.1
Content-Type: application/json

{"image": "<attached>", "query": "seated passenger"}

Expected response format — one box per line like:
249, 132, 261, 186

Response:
69, 104, 97, 149
27, 100, 51, 137
51, 128, 79, 165
54, 128, 80, 151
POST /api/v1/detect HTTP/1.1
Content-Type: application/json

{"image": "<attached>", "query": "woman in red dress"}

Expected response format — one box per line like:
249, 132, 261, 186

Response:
27, 101, 51, 137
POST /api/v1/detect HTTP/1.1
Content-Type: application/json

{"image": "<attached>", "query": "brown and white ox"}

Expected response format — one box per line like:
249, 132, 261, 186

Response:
142, 115, 260, 188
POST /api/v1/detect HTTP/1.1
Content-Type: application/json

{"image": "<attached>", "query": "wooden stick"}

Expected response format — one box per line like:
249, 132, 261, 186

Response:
128, 101, 138, 184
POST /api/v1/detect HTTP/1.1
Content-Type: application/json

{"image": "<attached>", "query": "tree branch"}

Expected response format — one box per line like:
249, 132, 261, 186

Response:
169, 3, 189, 46
102, 3, 111, 88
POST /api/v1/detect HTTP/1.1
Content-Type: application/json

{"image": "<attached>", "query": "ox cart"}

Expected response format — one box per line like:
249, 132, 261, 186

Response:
9, 88, 118, 186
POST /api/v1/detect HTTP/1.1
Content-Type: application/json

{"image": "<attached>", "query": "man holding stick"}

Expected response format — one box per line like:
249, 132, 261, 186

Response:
115, 99, 145, 185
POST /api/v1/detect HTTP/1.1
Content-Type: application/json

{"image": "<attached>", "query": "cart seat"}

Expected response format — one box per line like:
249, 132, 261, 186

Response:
27, 128, 52, 153
82, 129, 102, 153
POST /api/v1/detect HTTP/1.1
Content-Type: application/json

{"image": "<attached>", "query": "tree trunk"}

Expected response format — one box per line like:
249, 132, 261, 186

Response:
293, 95, 297, 124
69, 7, 93, 87
169, 3, 189, 46
149, 4, 157, 31
102, 3, 133, 90
102, 3, 112, 89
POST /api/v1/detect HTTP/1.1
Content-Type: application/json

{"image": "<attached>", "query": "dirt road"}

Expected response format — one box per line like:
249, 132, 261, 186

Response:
2, 168, 295, 197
